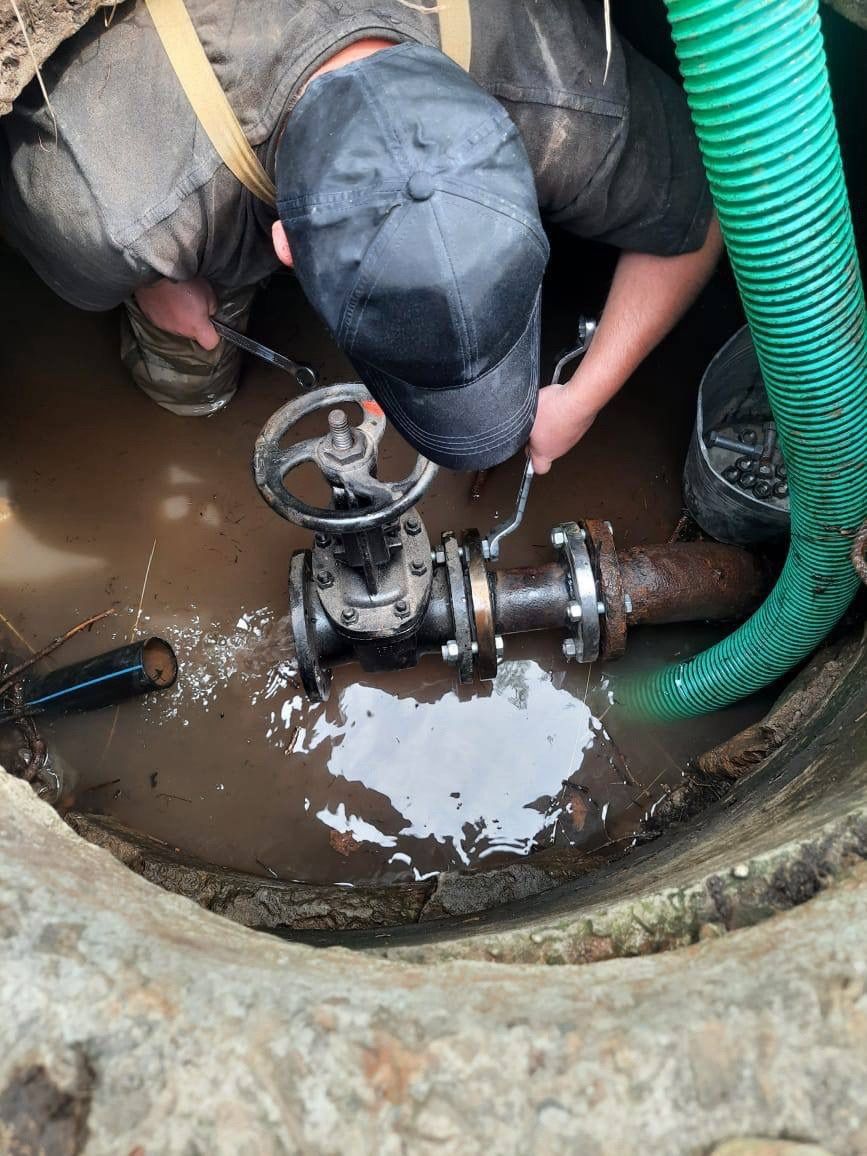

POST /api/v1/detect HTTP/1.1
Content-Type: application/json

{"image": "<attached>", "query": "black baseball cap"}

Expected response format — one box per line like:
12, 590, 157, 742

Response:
275, 43, 549, 470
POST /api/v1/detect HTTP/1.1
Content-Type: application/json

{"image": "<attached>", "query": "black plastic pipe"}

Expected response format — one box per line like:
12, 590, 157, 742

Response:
21, 637, 178, 716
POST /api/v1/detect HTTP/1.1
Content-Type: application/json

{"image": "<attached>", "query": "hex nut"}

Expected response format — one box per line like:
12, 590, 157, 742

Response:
394, 600, 410, 618
495, 635, 505, 664
550, 526, 566, 550
315, 570, 334, 589
562, 638, 578, 659
566, 601, 583, 623
404, 516, 422, 536
410, 560, 428, 577
340, 607, 358, 625
441, 640, 460, 664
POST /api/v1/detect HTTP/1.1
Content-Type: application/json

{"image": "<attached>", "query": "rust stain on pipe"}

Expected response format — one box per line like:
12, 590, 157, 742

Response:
619, 543, 771, 626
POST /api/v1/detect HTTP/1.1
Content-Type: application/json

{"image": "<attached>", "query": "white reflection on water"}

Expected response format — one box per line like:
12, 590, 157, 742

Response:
303, 659, 598, 865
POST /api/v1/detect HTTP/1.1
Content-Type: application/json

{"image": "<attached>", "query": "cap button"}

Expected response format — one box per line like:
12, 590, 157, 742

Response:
407, 171, 435, 201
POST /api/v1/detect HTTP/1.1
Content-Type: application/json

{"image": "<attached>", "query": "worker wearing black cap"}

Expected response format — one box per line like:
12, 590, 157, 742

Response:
0, 0, 720, 475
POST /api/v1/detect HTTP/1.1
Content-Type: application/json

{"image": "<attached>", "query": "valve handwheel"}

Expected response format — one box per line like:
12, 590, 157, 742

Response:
253, 383, 438, 533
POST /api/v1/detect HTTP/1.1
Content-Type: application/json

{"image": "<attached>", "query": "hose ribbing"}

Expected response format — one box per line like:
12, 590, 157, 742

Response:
631, 0, 867, 719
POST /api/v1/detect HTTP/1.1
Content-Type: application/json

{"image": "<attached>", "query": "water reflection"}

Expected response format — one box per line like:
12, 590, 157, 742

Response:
306, 660, 593, 868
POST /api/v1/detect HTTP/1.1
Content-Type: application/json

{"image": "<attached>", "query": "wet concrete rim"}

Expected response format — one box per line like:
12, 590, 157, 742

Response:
62, 615, 867, 962
6, 763, 867, 1154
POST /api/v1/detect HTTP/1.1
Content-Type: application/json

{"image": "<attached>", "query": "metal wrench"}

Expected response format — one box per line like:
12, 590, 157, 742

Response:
483, 315, 597, 561
484, 455, 535, 560
212, 319, 318, 390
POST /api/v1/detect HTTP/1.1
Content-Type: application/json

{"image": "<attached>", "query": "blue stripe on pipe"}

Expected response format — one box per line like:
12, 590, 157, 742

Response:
26, 663, 144, 708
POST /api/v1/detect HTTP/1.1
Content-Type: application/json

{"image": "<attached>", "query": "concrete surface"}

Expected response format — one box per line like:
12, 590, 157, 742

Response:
3, 769, 867, 1155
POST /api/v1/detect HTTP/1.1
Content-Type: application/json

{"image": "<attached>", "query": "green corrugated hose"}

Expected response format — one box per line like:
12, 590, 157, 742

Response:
629, 0, 867, 720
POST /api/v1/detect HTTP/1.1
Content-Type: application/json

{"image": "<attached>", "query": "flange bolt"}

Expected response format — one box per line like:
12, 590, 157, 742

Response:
441, 640, 460, 664
562, 638, 578, 660
404, 516, 422, 536
341, 607, 358, 625
566, 601, 583, 623
315, 570, 334, 589
410, 559, 428, 576
394, 599, 410, 618
314, 533, 331, 548
550, 526, 566, 549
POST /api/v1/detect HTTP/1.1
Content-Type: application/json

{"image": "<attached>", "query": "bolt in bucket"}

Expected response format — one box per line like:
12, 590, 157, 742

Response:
683, 326, 790, 545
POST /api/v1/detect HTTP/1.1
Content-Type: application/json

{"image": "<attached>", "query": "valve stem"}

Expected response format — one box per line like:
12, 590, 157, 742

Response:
328, 409, 354, 451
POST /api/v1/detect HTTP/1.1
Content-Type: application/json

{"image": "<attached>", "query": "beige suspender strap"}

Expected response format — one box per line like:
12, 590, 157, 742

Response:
437, 0, 472, 71
143, 0, 277, 206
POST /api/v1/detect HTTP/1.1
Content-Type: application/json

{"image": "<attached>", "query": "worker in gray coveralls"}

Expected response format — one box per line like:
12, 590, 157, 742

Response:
0, 0, 721, 475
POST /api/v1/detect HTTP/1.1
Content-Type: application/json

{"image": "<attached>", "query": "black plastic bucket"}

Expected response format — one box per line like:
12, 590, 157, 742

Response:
683, 326, 790, 545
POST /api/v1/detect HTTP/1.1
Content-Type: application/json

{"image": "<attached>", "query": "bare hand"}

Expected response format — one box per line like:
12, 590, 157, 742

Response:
134, 277, 220, 350
528, 383, 598, 474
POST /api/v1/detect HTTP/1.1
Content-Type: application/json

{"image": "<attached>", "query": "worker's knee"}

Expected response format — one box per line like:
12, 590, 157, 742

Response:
120, 284, 258, 416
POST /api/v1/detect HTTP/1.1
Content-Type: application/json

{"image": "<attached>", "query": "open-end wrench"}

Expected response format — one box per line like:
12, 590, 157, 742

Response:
482, 315, 597, 561
212, 319, 318, 390
484, 455, 535, 560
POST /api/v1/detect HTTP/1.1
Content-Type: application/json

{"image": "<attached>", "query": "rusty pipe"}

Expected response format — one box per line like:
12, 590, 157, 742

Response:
619, 543, 771, 626
308, 538, 772, 673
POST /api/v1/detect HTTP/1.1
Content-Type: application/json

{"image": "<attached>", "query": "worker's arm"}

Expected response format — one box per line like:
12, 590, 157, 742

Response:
134, 277, 221, 350
529, 215, 723, 474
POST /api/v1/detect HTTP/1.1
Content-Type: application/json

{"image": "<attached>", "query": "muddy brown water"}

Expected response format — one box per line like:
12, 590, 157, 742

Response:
0, 241, 770, 884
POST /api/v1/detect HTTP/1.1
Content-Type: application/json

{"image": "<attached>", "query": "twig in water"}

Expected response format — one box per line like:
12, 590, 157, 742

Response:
102, 539, 157, 763
130, 539, 157, 641
0, 609, 35, 655
1, 608, 114, 785
581, 664, 593, 705
83, 778, 121, 794
256, 856, 280, 879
